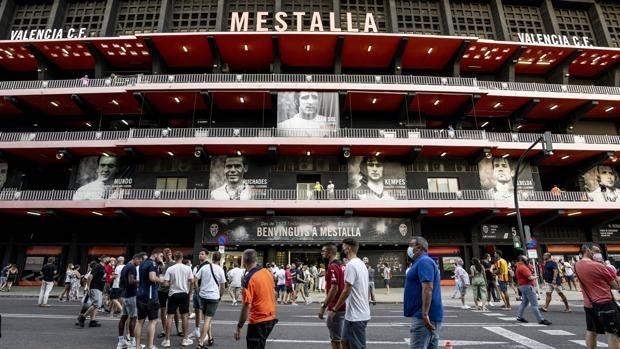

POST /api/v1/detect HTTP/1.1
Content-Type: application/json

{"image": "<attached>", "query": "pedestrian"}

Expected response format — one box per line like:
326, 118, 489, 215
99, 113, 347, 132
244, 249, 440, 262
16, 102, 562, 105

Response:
540, 253, 571, 313
469, 258, 488, 311
135, 249, 164, 349
77, 256, 107, 328
190, 249, 209, 339
329, 238, 370, 349
0, 263, 9, 291
327, 180, 335, 199
59, 264, 75, 301
481, 253, 499, 306
318, 263, 326, 292
494, 250, 511, 310
38, 257, 57, 307
228, 263, 245, 306
285, 264, 294, 304
364, 257, 377, 306
574, 243, 620, 348
81, 74, 89, 86
310, 263, 318, 292
275, 265, 287, 304
234, 249, 278, 349
116, 254, 141, 349
157, 248, 175, 339
382, 263, 391, 295
454, 258, 470, 309
196, 251, 226, 348
313, 181, 324, 199
551, 185, 561, 199
318, 242, 346, 349
161, 251, 194, 348
69, 265, 82, 301
294, 261, 310, 305
404, 236, 443, 349
4, 263, 19, 292
109, 256, 125, 317
563, 259, 579, 291
103, 257, 115, 312
515, 255, 552, 325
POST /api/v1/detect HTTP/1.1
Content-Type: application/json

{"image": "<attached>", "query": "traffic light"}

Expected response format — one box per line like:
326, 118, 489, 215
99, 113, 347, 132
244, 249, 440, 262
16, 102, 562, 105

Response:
542, 131, 554, 156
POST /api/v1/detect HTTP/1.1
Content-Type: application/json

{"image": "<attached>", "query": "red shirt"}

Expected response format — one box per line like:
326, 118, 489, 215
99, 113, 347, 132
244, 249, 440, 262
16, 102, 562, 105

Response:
105, 264, 113, 283
575, 259, 615, 308
325, 260, 346, 311
284, 269, 292, 287
516, 263, 534, 286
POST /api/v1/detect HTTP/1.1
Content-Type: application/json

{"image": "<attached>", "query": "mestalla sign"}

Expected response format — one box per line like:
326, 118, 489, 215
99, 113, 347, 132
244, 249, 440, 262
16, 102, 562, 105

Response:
230, 12, 378, 32
203, 216, 411, 245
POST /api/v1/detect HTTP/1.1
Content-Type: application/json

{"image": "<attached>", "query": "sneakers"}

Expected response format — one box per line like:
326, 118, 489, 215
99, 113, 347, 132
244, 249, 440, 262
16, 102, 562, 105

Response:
117, 338, 130, 349
161, 339, 171, 348
539, 319, 552, 326
191, 328, 201, 339
461, 305, 471, 310
189, 312, 195, 319
181, 339, 194, 346
489, 302, 495, 307
516, 317, 528, 323
76, 315, 86, 328
232, 300, 238, 306
88, 320, 102, 327
126, 338, 136, 349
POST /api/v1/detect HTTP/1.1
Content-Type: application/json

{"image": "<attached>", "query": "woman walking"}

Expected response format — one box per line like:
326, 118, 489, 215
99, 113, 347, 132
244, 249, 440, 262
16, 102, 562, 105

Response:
5, 264, 19, 292
470, 258, 488, 311
59, 264, 75, 301
69, 265, 82, 301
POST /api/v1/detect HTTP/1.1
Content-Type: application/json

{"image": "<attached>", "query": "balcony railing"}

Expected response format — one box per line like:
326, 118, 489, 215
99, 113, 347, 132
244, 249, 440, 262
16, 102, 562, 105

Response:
1, 127, 618, 147
0, 73, 619, 97
0, 188, 598, 203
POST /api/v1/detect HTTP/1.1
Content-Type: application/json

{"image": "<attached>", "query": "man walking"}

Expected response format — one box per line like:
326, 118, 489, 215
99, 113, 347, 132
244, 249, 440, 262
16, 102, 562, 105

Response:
515, 255, 552, 325
117, 254, 141, 349
404, 236, 443, 349
364, 257, 377, 306
77, 256, 107, 328
454, 258, 470, 310
540, 252, 571, 313
495, 250, 511, 310
196, 251, 226, 348
481, 253, 499, 306
135, 249, 164, 349
162, 251, 194, 347
190, 249, 209, 339
329, 238, 370, 349
575, 243, 620, 349
38, 257, 57, 307
318, 242, 346, 349
234, 249, 278, 349
228, 263, 245, 306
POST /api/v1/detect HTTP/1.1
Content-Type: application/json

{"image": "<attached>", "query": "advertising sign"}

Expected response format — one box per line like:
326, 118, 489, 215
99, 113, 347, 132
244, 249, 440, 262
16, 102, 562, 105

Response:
481, 224, 517, 241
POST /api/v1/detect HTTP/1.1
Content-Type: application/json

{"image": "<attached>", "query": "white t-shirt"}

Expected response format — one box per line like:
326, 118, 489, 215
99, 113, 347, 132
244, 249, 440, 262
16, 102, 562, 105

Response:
563, 262, 574, 277
112, 264, 125, 288
227, 267, 245, 288
164, 263, 194, 296
344, 257, 371, 322
276, 269, 286, 286
196, 263, 226, 300
382, 267, 391, 280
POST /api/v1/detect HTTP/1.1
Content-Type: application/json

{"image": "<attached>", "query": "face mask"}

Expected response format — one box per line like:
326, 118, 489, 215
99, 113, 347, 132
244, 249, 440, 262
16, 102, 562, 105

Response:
407, 246, 415, 259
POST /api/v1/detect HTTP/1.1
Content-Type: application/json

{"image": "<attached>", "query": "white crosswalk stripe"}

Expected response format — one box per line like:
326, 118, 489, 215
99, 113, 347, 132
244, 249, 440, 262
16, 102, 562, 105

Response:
539, 330, 574, 336
483, 313, 505, 316
484, 326, 555, 349
570, 340, 609, 347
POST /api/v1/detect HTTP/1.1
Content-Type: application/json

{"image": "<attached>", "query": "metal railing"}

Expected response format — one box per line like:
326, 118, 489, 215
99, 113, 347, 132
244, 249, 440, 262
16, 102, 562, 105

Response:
0, 188, 604, 203
1, 127, 620, 147
0, 73, 618, 97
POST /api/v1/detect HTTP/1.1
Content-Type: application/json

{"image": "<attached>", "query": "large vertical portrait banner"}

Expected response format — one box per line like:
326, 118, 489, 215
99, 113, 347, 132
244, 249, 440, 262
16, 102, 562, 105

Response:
277, 91, 339, 130
209, 155, 269, 200
348, 156, 407, 200
479, 157, 534, 200
583, 165, 619, 202
72, 156, 134, 200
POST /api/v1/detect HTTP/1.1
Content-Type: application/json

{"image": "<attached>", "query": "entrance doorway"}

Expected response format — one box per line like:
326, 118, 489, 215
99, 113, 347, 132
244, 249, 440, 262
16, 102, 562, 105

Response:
221, 251, 242, 270
296, 174, 321, 200
289, 250, 322, 266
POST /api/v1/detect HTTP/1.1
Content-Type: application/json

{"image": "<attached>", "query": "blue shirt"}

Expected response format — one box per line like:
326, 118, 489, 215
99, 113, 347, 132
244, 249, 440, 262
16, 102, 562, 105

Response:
121, 263, 138, 298
404, 254, 443, 322
137, 258, 159, 301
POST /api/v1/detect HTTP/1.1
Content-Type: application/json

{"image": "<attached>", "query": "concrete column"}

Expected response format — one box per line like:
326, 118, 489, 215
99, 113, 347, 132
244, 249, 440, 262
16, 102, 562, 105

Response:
387, 0, 399, 33
66, 231, 78, 268
100, 0, 121, 36
0, 0, 15, 39
540, 0, 560, 34
2, 231, 15, 266
192, 219, 205, 265
156, 0, 173, 33
47, 0, 67, 29
490, 0, 509, 41
439, 0, 454, 36
589, 3, 612, 47
215, 0, 226, 31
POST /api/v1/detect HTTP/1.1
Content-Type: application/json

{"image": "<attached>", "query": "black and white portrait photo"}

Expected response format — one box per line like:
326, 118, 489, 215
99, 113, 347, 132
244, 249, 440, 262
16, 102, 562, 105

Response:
72, 156, 133, 200
348, 156, 406, 200
209, 155, 269, 200
277, 91, 339, 130
0, 162, 7, 190
583, 165, 619, 202
479, 157, 534, 200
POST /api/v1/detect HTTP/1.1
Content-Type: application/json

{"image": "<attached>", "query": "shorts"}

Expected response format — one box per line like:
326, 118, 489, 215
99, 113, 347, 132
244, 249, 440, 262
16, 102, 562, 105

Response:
566, 274, 575, 282
200, 298, 220, 317
89, 289, 103, 308
137, 298, 160, 321
103, 282, 112, 295
286, 285, 293, 293
457, 284, 468, 296
158, 290, 169, 308
276, 284, 286, 293
295, 283, 305, 292
326, 311, 345, 341
545, 282, 564, 294
342, 320, 368, 349
586, 306, 607, 334
0, 276, 6, 283
110, 288, 122, 300
122, 296, 138, 318
384, 279, 390, 287
368, 281, 375, 291
192, 292, 202, 309
167, 292, 190, 315
498, 281, 508, 292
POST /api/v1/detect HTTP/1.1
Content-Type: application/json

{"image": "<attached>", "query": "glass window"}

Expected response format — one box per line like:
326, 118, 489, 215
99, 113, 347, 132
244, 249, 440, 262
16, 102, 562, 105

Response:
156, 177, 188, 190
427, 178, 459, 192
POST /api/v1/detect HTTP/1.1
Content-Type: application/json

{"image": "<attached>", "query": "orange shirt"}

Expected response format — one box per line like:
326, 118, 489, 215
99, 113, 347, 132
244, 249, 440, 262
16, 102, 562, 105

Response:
242, 268, 277, 324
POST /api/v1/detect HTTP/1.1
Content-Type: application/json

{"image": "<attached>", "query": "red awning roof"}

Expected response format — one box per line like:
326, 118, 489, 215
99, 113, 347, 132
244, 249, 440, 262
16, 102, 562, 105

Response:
148, 34, 213, 69
0, 42, 37, 71
31, 41, 95, 71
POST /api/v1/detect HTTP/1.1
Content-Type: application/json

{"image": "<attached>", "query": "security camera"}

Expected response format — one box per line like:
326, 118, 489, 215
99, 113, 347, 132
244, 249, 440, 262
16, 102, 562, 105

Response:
194, 149, 202, 158
55, 151, 65, 160
343, 149, 351, 158
485, 152, 492, 159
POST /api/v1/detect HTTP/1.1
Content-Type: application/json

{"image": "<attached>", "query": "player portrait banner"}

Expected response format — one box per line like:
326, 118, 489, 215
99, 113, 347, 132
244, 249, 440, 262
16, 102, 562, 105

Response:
71, 156, 134, 200
209, 155, 269, 200
0, 161, 26, 192
478, 157, 534, 200
203, 216, 411, 245
277, 91, 339, 131
582, 165, 619, 202
348, 156, 407, 200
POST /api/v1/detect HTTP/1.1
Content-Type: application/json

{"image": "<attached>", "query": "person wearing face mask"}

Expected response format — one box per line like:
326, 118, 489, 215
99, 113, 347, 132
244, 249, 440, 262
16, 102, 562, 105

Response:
328, 238, 370, 349
404, 236, 443, 349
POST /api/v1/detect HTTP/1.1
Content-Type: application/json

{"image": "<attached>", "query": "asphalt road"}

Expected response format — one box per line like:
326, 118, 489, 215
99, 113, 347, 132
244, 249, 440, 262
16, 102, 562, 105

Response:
0, 297, 606, 349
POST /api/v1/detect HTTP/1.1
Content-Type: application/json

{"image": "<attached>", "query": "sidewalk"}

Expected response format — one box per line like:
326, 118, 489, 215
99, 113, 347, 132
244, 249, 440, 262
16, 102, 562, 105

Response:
0, 285, 586, 306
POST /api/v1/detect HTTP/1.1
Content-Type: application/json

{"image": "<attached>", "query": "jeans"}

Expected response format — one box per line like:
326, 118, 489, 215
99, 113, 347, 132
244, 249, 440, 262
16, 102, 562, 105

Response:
38, 281, 54, 305
410, 317, 442, 349
516, 285, 543, 322
247, 319, 277, 349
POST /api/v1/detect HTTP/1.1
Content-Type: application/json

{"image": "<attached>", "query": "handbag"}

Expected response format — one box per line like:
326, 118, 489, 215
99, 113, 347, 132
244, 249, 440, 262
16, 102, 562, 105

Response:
575, 265, 620, 335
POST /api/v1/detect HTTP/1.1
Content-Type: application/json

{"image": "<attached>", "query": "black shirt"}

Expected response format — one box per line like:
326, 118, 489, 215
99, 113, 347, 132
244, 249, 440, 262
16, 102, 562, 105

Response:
41, 263, 57, 282
121, 263, 138, 298
89, 263, 106, 291
481, 260, 493, 281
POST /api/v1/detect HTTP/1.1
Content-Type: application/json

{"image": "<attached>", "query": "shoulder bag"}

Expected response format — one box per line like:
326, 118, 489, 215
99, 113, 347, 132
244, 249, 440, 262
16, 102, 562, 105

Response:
575, 264, 620, 335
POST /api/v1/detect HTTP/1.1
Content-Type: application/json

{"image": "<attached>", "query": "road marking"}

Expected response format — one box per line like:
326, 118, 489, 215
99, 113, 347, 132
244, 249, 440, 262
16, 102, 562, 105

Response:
570, 340, 608, 347
484, 326, 554, 349
539, 329, 574, 336
498, 317, 516, 321
294, 315, 457, 318
268, 339, 407, 345
519, 323, 545, 327
483, 313, 505, 316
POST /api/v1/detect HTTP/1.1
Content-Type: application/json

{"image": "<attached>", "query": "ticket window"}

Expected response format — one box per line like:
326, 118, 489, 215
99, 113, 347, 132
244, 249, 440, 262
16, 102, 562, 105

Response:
21, 246, 63, 285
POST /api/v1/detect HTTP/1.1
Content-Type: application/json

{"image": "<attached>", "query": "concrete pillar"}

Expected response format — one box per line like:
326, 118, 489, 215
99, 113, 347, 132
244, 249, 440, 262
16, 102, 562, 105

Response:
100, 0, 121, 36
490, 0, 509, 41
0, 0, 16, 40
192, 219, 205, 265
